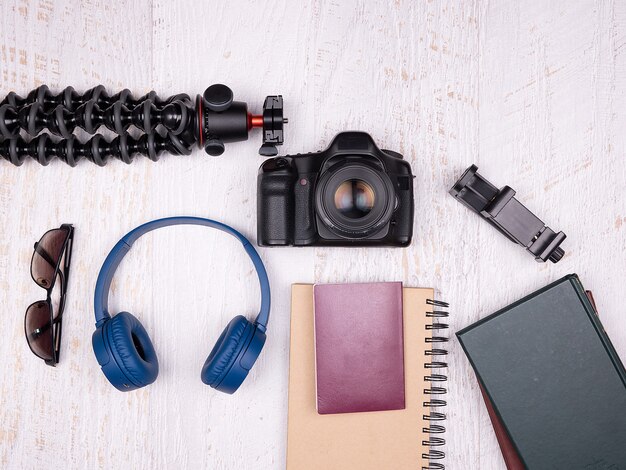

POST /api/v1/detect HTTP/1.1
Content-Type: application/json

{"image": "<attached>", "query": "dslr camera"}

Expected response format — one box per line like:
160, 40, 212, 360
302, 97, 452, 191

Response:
257, 132, 414, 246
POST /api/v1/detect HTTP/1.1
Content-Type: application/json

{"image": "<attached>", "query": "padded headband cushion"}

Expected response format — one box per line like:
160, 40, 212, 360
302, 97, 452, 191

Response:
107, 312, 159, 388
201, 315, 250, 386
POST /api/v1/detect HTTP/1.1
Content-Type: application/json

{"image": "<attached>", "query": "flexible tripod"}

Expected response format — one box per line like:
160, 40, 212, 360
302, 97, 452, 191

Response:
0, 84, 286, 166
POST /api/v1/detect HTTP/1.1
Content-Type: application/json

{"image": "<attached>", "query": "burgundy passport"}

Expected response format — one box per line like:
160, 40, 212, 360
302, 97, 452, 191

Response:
313, 282, 405, 414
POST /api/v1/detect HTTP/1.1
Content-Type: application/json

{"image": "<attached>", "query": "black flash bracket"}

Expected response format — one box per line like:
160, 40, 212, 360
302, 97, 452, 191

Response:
449, 164, 566, 263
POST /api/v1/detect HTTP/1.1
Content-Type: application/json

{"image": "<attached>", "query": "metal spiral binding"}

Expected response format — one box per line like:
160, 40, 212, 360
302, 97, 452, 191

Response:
422, 298, 449, 470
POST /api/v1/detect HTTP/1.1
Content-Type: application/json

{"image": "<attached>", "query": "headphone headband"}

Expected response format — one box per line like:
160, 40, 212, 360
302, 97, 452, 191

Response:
93, 217, 270, 331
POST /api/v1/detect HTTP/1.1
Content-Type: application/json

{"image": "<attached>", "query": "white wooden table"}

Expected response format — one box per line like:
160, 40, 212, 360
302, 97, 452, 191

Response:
1, 1, 624, 468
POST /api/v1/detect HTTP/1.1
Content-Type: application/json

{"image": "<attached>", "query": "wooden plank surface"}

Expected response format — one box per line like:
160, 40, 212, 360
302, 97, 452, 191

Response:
0, 1, 624, 468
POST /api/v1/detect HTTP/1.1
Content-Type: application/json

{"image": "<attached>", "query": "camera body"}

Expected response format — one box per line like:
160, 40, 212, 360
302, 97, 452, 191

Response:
257, 132, 414, 247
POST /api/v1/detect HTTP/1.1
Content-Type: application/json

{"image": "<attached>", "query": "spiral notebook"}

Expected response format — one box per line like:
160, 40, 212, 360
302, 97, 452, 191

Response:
287, 284, 449, 470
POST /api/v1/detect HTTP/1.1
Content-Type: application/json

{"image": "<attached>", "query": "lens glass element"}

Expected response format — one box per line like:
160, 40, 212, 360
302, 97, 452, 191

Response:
31, 228, 68, 288
25, 300, 54, 361
333, 179, 376, 219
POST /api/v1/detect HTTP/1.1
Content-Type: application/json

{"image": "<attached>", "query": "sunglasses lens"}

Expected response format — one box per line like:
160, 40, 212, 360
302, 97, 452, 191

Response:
31, 228, 68, 288
25, 301, 54, 361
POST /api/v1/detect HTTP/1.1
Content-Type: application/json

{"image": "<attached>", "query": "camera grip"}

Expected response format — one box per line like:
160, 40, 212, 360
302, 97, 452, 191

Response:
257, 170, 296, 246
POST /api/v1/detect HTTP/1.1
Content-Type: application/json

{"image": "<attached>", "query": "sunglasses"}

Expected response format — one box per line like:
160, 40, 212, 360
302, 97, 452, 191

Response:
25, 224, 74, 366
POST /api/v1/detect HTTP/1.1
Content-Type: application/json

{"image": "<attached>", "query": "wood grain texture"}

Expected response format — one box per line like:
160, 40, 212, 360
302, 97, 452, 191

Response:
0, 1, 624, 469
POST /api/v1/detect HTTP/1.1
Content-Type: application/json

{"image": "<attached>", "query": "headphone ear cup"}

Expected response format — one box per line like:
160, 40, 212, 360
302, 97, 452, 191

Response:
202, 315, 256, 393
101, 311, 159, 391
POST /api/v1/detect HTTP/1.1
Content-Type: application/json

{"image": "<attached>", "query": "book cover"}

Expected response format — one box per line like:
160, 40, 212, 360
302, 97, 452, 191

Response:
477, 290, 599, 470
458, 274, 626, 469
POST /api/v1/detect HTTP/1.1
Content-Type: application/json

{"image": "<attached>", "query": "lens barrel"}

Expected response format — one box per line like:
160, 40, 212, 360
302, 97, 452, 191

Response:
315, 162, 396, 238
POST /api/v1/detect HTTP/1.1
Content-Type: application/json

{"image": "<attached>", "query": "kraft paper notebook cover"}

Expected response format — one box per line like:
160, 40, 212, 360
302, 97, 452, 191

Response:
458, 274, 626, 470
313, 282, 405, 414
287, 284, 449, 470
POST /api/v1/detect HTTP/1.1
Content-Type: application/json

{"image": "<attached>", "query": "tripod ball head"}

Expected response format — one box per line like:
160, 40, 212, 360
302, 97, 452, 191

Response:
196, 84, 286, 157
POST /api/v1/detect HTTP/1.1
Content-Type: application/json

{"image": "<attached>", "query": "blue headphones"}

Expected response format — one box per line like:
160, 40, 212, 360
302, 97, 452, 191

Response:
92, 217, 270, 394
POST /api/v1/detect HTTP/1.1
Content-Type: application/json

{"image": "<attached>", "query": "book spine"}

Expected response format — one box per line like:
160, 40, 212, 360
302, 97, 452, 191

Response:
422, 299, 449, 470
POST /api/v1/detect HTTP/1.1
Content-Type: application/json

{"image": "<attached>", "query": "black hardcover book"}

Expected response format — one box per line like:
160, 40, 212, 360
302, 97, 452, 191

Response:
457, 274, 626, 470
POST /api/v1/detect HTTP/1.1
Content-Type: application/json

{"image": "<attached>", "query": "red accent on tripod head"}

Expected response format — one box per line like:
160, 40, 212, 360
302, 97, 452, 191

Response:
197, 95, 204, 148
249, 114, 264, 129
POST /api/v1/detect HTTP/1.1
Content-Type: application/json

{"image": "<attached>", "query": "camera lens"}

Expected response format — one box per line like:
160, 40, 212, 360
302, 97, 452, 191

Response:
315, 161, 396, 238
333, 179, 376, 219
